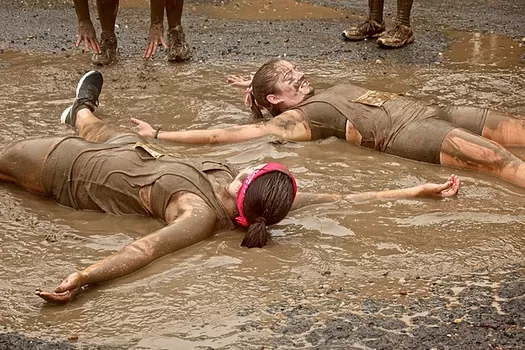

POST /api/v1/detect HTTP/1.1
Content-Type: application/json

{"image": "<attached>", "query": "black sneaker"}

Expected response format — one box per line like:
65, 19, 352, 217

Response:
61, 70, 103, 127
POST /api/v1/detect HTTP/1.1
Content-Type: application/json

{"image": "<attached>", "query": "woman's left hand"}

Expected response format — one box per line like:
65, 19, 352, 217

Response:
419, 174, 460, 197
131, 118, 155, 138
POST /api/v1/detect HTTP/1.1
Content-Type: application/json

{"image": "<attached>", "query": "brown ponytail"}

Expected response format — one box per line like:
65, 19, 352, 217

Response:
241, 218, 269, 248
249, 95, 265, 120
249, 58, 285, 119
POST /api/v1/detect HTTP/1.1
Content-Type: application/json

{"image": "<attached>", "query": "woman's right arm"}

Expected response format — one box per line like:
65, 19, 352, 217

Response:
130, 110, 311, 144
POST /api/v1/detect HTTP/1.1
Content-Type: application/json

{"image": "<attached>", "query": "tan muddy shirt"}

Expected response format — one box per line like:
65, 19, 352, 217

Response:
43, 137, 236, 230
294, 84, 441, 151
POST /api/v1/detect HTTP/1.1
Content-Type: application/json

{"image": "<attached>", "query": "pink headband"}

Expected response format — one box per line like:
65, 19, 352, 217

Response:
235, 162, 297, 228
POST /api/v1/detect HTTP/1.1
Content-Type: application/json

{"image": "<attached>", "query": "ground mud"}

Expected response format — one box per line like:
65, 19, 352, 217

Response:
1, 0, 524, 349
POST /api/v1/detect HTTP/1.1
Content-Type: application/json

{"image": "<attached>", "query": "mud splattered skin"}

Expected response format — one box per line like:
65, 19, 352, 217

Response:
2, 0, 525, 348
273, 117, 301, 131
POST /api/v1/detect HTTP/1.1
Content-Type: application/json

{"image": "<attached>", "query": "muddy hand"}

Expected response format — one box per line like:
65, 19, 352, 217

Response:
144, 25, 167, 59
76, 20, 101, 54
227, 75, 253, 89
439, 174, 461, 197
130, 118, 155, 138
420, 174, 460, 197
35, 272, 84, 304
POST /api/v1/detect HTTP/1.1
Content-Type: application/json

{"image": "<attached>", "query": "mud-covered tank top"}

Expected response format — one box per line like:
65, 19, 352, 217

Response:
294, 84, 439, 151
44, 137, 236, 230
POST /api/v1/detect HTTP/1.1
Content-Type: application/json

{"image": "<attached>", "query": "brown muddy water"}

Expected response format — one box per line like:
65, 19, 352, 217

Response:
1, 31, 525, 348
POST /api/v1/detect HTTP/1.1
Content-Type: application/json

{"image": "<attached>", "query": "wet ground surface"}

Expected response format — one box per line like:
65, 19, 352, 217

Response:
1, 0, 525, 349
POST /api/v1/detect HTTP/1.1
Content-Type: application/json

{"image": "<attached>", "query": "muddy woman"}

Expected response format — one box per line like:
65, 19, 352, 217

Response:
0, 71, 460, 303
131, 58, 525, 190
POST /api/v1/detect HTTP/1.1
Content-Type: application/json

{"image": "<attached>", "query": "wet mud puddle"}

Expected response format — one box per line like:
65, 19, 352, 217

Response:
1, 30, 525, 348
446, 31, 525, 68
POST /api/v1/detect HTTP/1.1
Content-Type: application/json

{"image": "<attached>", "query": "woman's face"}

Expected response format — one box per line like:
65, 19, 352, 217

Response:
227, 163, 268, 198
269, 61, 314, 110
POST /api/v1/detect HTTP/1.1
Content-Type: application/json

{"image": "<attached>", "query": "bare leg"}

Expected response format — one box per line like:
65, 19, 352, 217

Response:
369, 0, 385, 23
482, 110, 525, 146
75, 108, 137, 144
92, 0, 119, 65
442, 105, 525, 147
395, 0, 413, 26
0, 138, 63, 193
343, 0, 385, 41
166, 0, 184, 27
440, 128, 525, 188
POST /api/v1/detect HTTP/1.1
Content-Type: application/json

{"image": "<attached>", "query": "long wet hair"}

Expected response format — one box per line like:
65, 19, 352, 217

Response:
241, 171, 295, 248
247, 58, 286, 119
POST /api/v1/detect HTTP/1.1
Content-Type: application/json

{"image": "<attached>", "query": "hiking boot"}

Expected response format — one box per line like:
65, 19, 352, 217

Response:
343, 19, 386, 41
377, 24, 415, 48
61, 70, 103, 127
91, 32, 117, 66
167, 25, 191, 62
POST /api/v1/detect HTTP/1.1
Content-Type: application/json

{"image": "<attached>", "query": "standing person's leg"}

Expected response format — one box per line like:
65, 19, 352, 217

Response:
343, 0, 386, 41
61, 71, 141, 144
377, 0, 415, 48
0, 137, 64, 193
166, 0, 191, 62
92, 0, 119, 65
440, 128, 525, 188
441, 105, 525, 147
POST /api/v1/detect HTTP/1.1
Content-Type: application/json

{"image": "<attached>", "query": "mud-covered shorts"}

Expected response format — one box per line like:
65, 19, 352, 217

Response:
385, 105, 488, 164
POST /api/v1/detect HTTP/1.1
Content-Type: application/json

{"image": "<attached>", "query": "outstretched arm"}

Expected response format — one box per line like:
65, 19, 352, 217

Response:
35, 194, 217, 304
130, 110, 311, 144
291, 175, 460, 211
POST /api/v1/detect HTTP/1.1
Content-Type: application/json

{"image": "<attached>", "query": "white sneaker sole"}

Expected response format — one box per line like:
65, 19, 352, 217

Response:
60, 70, 98, 125
60, 105, 72, 124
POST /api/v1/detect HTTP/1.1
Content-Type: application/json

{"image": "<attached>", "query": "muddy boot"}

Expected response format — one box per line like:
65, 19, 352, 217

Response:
91, 32, 117, 66
167, 25, 191, 62
377, 24, 414, 48
343, 19, 386, 41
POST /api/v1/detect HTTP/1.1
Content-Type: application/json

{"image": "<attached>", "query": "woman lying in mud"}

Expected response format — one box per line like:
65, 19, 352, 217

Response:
0, 71, 460, 304
131, 58, 525, 189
